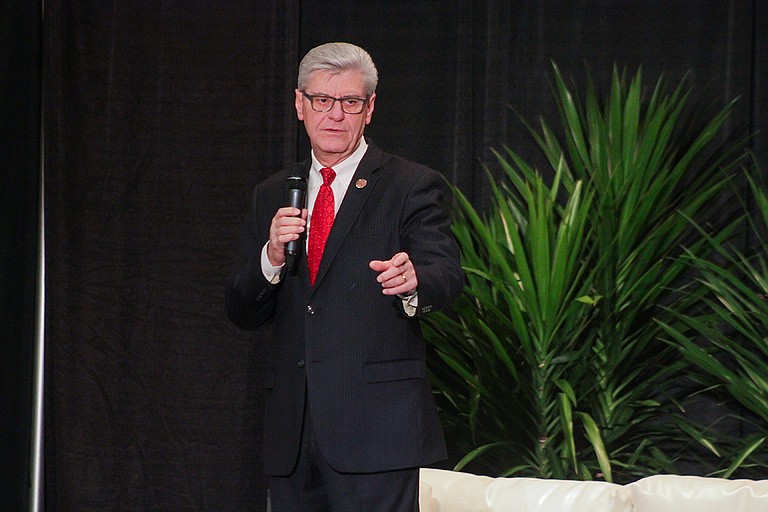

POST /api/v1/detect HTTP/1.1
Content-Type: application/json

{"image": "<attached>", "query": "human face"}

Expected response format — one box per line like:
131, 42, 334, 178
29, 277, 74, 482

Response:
295, 69, 376, 167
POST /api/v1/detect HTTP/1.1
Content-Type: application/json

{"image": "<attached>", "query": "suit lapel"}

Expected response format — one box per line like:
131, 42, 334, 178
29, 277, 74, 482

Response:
309, 143, 383, 292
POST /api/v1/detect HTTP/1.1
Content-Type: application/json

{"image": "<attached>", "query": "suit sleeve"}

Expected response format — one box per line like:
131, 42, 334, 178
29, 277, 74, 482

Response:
400, 170, 465, 316
225, 184, 279, 329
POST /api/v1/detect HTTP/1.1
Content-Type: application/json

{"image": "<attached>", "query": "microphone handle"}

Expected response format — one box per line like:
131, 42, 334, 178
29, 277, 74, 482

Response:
284, 186, 305, 271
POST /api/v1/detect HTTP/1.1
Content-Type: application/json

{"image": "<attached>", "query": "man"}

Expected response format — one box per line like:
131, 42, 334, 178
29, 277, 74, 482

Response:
226, 42, 464, 512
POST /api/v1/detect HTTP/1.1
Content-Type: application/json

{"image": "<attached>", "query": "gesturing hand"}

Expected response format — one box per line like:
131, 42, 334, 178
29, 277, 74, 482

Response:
369, 252, 418, 296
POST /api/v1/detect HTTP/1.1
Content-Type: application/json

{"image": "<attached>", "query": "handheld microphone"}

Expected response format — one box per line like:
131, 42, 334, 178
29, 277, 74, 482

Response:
284, 169, 307, 273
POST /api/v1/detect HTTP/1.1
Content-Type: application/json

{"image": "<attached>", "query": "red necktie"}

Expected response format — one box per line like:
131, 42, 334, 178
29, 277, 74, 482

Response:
307, 167, 336, 285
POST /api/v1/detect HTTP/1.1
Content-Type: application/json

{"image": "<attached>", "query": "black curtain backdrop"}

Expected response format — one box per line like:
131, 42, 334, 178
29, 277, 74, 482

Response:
9, 0, 760, 510
299, 0, 766, 206
1, 1, 41, 511
43, 2, 298, 510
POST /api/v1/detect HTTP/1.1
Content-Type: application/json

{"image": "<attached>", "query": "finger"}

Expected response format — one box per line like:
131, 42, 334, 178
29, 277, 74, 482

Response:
380, 259, 412, 282
372, 252, 403, 277
275, 219, 306, 240
376, 263, 402, 283
271, 208, 303, 231
270, 214, 305, 248
277, 206, 302, 218
381, 273, 418, 296
382, 267, 412, 288
369, 259, 387, 271
278, 215, 306, 229
370, 258, 396, 281
276, 232, 301, 245
391, 252, 410, 267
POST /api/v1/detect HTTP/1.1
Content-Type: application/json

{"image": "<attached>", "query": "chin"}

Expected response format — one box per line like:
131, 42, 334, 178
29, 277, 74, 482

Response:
318, 142, 352, 154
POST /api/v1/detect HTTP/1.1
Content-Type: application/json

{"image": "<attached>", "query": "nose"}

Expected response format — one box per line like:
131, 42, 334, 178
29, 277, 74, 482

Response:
326, 100, 345, 120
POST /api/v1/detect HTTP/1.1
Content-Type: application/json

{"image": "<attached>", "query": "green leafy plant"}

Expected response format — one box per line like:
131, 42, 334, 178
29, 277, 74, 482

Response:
659, 174, 768, 479
425, 63, 750, 482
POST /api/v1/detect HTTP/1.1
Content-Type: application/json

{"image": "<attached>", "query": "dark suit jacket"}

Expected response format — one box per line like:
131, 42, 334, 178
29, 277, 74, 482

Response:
226, 141, 464, 476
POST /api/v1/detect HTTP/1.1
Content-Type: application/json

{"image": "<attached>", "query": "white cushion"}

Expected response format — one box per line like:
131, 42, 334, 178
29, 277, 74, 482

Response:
485, 477, 632, 512
419, 480, 433, 512
420, 469, 633, 512
628, 474, 768, 512
419, 468, 494, 512
421, 469, 768, 512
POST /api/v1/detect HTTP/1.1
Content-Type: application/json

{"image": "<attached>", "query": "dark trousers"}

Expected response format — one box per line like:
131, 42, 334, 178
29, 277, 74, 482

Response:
267, 403, 420, 512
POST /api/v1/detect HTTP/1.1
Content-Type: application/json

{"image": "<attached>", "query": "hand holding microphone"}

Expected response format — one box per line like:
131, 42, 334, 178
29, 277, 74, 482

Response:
283, 168, 307, 273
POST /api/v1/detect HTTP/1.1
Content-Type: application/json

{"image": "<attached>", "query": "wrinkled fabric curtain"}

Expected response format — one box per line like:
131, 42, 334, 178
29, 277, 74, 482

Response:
43, 2, 298, 510
1, 1, 41, 511
36, 0, 766, 510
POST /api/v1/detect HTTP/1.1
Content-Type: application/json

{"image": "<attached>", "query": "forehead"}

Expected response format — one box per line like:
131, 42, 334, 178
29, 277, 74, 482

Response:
304, 69, 366, 95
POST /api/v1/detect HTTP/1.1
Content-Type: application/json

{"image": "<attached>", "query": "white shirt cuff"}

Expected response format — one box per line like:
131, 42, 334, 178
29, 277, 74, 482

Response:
260, 242, 284, 284
400, 291, 418, 317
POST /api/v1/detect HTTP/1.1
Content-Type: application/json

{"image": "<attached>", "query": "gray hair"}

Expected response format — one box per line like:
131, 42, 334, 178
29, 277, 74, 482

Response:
297, 42, 378, 96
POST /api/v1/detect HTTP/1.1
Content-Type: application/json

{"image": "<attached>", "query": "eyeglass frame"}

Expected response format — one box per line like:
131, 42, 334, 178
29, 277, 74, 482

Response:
301, 92, 371, 114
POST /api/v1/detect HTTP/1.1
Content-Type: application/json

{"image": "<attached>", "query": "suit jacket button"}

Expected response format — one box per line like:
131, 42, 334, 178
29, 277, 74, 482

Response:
297, 360, 305, 368
307, 305, 315, 315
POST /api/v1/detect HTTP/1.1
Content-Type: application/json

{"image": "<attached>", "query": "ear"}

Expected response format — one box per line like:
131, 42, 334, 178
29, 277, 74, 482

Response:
295, 89, 304, 120
364, 92, 376, 125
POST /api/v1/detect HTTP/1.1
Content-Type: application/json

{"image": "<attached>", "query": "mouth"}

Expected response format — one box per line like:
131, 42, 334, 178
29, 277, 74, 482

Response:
321, 127, 346, 135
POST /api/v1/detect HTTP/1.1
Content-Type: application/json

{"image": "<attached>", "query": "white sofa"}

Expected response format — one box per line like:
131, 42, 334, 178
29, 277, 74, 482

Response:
419, 468, 768, 512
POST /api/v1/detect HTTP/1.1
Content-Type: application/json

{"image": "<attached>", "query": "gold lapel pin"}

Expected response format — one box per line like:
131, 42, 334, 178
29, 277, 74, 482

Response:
355, 178, 367, 189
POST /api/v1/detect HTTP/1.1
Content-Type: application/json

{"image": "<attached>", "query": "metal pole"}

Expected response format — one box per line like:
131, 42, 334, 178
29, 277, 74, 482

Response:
30, 2, 46, 508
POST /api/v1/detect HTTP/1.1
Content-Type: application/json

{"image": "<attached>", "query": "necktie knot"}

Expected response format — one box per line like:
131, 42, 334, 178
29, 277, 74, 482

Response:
320, 167, 336, 186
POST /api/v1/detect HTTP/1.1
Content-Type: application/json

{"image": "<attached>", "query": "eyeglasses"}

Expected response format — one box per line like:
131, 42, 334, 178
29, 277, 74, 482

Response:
302, 92, 369, 114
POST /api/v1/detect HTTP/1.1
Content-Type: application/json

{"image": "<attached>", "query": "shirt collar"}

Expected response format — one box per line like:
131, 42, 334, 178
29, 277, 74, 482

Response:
310, 138, 369, 183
